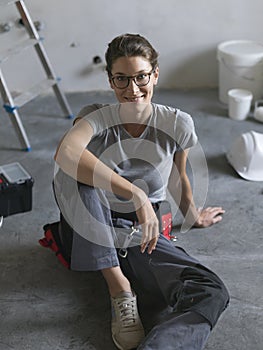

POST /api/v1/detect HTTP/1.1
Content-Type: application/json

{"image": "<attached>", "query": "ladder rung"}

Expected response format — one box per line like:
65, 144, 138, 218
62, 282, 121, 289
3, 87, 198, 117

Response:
0, 38, 38, 64
12, 78, 57, 108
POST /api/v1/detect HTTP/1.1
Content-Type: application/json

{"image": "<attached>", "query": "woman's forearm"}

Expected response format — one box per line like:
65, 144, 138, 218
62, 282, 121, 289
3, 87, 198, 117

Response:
176, 176, 199, 223
168, 167, 199, 226
54, 120, 146, 204
169, 150, 200, 226
77, 149, 146, 202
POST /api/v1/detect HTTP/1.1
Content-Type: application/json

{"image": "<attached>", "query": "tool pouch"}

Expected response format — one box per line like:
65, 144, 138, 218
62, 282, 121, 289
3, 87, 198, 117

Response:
39, 222, 71, 269
153, 200, 174, 240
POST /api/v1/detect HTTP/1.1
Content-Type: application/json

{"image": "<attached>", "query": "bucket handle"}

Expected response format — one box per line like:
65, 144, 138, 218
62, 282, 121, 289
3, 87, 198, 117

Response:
221, 58, 263, 82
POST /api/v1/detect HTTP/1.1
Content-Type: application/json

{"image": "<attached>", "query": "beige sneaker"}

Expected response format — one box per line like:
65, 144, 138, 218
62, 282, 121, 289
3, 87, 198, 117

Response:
111, 291, 145, 350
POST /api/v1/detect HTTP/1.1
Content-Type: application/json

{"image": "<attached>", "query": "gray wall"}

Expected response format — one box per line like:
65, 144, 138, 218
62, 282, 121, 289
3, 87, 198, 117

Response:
0, 0, 262, 92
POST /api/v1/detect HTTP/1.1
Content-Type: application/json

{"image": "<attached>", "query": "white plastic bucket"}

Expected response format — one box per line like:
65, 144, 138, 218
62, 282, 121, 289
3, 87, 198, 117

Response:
217, 40, 263, 103
228, 89, 253, 120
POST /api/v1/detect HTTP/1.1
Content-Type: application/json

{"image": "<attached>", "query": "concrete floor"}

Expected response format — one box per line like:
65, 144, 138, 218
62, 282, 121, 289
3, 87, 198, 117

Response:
0, 88, 262, 350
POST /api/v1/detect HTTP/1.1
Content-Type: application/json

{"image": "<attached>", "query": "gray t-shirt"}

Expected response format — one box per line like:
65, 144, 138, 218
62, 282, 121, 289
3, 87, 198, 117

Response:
78, 103, 197, 211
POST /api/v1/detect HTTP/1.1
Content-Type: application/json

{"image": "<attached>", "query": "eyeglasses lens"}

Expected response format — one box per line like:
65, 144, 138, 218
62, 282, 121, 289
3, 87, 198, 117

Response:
112, 73, 151, 89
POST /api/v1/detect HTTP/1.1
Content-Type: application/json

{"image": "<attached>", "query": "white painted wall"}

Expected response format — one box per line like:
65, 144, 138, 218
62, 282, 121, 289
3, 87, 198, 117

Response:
0, 0, 263, 92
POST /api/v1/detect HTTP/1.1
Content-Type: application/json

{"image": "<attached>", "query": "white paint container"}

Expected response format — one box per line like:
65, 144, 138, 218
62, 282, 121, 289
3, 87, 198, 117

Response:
228, 89, 253, 121
217, 40, 263, 103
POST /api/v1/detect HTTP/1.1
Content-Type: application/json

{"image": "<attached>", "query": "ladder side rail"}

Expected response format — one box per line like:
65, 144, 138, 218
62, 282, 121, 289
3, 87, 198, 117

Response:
7, 108, 31, 150
51, 83, 73, 117
0, 68, 31, 150
15, 0, 56, 79
15, 1, 40, 39
34, 41, 73, 117
34, 42, 59, 79
34, 42, 74, 117
16, 0, 73, 117
0, 68, 16, 106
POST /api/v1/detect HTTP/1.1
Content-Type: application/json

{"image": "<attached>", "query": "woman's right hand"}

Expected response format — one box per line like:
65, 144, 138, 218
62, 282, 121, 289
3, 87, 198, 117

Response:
132, 188, 160, 254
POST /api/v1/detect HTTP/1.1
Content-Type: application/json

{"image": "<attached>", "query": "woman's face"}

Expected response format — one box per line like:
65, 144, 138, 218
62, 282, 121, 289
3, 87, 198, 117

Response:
109, 56, 159, 104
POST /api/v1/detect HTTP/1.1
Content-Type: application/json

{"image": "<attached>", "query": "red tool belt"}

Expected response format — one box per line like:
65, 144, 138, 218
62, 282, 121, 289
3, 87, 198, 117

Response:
39, 200, 174, 269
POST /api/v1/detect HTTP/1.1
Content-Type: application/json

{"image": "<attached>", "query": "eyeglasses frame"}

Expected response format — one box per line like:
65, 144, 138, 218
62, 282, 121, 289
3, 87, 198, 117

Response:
110, 69, 155, 89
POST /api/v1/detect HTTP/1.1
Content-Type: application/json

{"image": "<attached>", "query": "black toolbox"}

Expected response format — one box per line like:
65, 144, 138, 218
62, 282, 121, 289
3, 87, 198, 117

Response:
0, 162, 34, 218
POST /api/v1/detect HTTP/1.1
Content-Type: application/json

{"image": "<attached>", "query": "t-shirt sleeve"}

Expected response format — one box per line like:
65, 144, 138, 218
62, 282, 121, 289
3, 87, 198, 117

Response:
73, 103, 119, 137
73, 103, 105, 125
175, 111, 198, 150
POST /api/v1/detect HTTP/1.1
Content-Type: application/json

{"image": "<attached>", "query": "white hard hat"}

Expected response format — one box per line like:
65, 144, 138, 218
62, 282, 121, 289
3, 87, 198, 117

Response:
226, 130, 263, 181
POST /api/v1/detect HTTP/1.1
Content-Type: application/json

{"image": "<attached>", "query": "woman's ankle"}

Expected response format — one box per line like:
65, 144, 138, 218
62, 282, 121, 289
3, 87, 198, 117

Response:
101, 266, 132, 297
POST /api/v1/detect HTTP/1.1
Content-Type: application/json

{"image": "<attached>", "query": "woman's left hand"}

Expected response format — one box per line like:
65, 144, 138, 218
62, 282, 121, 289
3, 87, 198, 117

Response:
194, 206, 225, 228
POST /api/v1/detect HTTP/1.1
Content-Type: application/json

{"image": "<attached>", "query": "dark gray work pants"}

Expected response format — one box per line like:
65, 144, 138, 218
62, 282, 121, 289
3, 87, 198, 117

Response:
55, 177, 229, 350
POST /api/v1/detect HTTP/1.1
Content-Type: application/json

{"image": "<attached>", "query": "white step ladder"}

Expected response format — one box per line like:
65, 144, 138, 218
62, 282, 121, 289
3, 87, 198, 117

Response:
0, 0, 73, 151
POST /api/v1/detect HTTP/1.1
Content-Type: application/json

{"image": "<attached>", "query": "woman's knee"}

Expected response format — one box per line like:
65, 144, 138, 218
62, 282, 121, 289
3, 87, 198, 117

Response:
177, 265, 230, 328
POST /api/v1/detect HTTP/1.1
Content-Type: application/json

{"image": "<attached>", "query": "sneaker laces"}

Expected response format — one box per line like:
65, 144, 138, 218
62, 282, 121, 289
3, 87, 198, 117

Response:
116, 298, 138, 328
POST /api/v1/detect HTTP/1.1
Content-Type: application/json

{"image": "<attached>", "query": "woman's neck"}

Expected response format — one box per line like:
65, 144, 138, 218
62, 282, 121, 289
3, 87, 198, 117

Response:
123, 123, 147, 138
119, 102, 152, 137
119, 102, 152, 124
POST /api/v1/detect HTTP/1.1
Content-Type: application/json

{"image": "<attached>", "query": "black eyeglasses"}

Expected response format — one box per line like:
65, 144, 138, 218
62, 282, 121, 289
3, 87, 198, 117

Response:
111, 71, 154, 89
